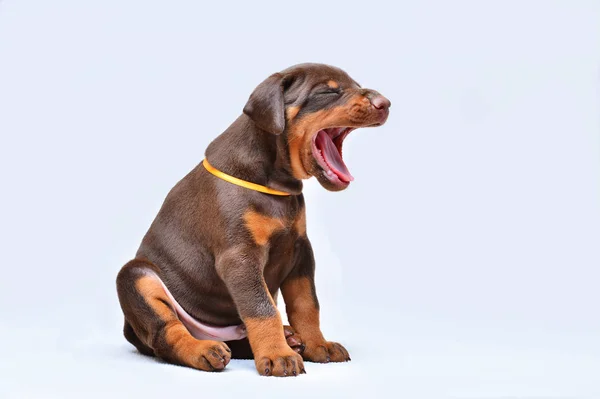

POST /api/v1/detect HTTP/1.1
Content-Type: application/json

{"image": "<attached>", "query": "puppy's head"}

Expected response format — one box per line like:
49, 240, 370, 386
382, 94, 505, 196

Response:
243, 63, 390, 191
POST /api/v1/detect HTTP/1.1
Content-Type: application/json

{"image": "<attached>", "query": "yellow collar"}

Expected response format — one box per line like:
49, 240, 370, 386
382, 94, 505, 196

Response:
202, 159, 293, 196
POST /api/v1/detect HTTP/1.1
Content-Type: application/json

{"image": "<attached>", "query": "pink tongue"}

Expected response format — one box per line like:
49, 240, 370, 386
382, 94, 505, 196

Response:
316, 131, 354, 182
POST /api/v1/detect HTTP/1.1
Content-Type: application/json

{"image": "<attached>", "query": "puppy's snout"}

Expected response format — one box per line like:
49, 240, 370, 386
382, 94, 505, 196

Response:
370, 95, 391, 110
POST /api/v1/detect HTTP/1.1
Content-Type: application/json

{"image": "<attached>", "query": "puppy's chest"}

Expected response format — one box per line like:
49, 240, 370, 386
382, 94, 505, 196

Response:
242, 204, 306, 283
242, 203, 306, 248
262, 227, 302, 292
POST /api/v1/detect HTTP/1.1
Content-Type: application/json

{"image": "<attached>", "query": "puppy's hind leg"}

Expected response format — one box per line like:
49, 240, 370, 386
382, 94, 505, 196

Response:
123, 319, 154, 357
116, 259, 231, 371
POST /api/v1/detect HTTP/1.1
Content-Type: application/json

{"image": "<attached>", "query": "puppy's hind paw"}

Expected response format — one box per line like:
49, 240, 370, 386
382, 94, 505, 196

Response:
283, 325, 306, 355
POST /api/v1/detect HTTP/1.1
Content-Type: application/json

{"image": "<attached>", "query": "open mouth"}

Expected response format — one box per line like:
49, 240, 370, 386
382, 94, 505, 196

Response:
312, 127, 355, 184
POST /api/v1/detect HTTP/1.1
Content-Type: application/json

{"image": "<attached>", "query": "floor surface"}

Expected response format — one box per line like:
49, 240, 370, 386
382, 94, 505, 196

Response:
2, 321, 598, 399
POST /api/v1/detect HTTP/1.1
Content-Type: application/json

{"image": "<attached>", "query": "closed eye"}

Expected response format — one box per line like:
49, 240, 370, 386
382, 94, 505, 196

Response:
314, 89, 341, 96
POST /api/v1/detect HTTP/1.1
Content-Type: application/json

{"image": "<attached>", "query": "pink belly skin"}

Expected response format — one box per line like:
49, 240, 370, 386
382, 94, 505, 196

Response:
148, 271, 247, 341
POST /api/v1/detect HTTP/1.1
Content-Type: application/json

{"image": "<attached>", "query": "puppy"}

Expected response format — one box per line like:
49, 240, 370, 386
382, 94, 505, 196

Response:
116, 63, 390, 376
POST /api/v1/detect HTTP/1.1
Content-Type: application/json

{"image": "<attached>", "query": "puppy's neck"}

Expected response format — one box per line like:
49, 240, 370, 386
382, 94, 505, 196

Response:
205, 115, 303, 196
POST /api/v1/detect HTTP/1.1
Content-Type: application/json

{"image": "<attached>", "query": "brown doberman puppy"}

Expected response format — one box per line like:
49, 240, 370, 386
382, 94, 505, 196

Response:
116, 63, 390, 377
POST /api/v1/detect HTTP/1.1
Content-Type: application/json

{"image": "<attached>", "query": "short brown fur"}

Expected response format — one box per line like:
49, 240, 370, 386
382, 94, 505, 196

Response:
115, 63, 389, 376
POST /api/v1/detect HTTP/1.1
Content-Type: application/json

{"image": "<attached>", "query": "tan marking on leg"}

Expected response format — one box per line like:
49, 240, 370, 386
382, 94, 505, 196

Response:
281, 277, 351, 363
243, 290, 291, 361
244, 315, 289, 357
136, 276, 196, 356
163, 321, 205, 365
135, 275, 230, 369
245, 314, 304, 376
281, 277, 324, 343
135, 275, 177, 325
243, 210, 286, 246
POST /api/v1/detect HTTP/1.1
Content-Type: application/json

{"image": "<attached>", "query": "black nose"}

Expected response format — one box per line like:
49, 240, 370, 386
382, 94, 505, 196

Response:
370, 95, 391, 110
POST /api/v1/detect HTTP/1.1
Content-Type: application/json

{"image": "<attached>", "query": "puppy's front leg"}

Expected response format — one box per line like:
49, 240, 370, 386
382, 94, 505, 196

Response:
216, 246, 304, 377
281, 237, 351, 363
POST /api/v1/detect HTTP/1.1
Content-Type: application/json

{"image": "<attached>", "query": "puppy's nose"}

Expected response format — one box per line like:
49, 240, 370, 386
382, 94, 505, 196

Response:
370, 95, 391, 110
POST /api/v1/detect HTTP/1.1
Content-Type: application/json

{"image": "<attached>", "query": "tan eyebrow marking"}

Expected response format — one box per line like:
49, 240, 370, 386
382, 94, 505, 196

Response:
286, 106, 300, 120
327, 80, 339, 89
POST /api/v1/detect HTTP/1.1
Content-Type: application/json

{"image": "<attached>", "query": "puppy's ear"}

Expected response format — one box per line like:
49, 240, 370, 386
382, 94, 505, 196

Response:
243, 73, 287, 135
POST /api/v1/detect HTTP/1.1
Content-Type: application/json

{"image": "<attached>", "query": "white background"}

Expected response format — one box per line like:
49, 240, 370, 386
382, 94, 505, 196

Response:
1, 1, 599, 398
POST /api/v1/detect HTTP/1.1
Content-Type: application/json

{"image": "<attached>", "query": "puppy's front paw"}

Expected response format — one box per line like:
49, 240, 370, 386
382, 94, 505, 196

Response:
255, 348, 305, 377
303, 340, 350, 363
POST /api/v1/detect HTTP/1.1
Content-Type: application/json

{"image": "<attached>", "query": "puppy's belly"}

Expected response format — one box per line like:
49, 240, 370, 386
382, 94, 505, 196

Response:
147, 270, 247, 341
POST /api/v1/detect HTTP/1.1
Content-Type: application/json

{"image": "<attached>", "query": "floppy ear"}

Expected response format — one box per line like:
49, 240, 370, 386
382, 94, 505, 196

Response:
243, 73, 286, 135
